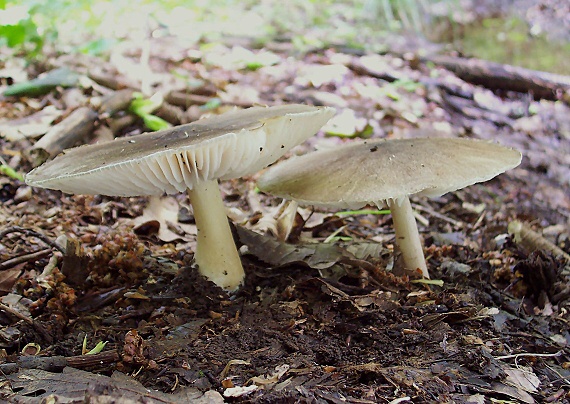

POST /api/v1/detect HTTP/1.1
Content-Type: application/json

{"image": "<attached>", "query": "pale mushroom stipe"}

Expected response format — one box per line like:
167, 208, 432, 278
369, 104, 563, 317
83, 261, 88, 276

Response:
258, 137, 522, 278
26, 104, 336, 291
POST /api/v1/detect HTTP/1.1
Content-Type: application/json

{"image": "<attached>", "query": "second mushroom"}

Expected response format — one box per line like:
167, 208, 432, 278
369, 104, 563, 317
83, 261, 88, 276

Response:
26, 104, 335, 291
257, 137, 522, 278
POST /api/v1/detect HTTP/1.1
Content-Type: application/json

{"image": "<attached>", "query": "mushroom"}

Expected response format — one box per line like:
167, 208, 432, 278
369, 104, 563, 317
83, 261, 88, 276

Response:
257, 137, 522, 278
26, 104, 335, 290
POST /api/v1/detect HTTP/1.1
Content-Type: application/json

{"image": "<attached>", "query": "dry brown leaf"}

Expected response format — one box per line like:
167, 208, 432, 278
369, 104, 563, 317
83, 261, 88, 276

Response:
295, 64, 349, 88
0, 267, 22, 294
8, 367, 224, 403
237, 226, 346, 269
0, 106, 62, 141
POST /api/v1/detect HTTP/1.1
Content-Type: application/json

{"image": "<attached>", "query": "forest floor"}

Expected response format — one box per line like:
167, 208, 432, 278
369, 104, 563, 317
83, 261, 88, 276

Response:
1, 9, 570, 404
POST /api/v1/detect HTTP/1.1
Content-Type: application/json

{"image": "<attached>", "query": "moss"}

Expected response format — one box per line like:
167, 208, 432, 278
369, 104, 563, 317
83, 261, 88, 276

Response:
459, 17, 570, 74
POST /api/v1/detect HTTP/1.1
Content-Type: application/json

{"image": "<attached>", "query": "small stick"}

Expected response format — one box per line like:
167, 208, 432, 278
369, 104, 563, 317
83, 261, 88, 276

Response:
154, 102, 184, 125
495, 351, 563, 360
66, 350, 120, 368
0, 248, 52, 271
29, 107, 98, 165
0, 350, 120, 374
0, 302, 33, 324
509, 221, 570, 263
165, 91, 214, 107
98, 89, 135, 115
413, 202, 462, 227
0, 226, 66, 254
0, 295, 53, 345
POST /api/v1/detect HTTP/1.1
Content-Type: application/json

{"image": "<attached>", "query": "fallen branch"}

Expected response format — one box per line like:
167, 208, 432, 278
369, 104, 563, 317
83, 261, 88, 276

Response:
425, 55, 570, 101
28, 107, 98, 165
165, 91, 217, 107
0, 248, 52, 271
154, 102, 184, 125
0, 350, 120, 374
165, 91, 256, 109
0, 226, 66, 254
97, 89, 135, 116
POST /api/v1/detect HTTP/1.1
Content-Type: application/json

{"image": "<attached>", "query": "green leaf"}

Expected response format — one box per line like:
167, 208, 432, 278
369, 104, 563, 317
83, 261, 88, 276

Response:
200, 98, 221, 111
142, 114, 171, 131
130, 93, 158, 115
129, 93, 171, 131
0, 24, 26, 47
0, 165, 24, 181
76, 38, 116, 55
3, 67, 79, 97
86, 341, 108, 355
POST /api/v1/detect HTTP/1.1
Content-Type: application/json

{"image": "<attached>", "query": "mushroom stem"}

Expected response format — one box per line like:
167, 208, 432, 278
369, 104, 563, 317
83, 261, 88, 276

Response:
387, 197, 429, 278
187, 179, 245, 291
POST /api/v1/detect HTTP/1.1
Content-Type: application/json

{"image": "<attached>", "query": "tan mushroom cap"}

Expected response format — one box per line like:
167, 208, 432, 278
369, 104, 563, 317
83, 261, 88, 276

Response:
258, 137, 522, 208
26, 104, 335, 196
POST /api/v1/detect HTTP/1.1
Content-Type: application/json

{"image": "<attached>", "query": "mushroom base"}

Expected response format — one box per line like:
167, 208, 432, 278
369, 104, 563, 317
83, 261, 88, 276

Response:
188, 180, 245, 291
387, 197, 430, 278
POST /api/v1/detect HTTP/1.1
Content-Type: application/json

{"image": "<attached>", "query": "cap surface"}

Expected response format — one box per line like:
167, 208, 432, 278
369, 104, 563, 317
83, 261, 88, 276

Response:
258, 137, 522, 209
26, 104, 335, 196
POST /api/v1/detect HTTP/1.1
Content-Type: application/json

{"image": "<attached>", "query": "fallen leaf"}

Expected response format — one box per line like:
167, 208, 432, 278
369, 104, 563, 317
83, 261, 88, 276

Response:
323, 108, 372, 138
0, 267, 22, 293
219, 84, 260, 105
223, 384, 258, 397
503, 366, 540, 393
0, 106, 61, 141
295, 64, 349, 88
7, 367, 223, 403
237, 226, 347, 269
249, 364, 289, 386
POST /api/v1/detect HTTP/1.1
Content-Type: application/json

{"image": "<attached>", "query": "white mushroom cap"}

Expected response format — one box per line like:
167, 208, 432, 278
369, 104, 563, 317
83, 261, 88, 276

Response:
258, 137, 522, 208
26, 104, 336, 196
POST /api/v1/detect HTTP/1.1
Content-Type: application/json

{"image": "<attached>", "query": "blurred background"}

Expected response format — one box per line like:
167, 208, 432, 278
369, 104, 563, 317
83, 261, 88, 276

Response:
1, 0, 569, 74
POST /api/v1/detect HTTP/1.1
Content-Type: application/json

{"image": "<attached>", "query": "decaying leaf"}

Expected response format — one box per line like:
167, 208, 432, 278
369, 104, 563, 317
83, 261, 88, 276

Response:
238, 226, 348, 269
503, 366, 540, 394
0, 267, 22, 293
223, 384, 258, 398
0, 106, 61, 141
323, 108, 372, 138
7, 367, 224, 403
248, 364, 289, 386
295, 64, 349, 88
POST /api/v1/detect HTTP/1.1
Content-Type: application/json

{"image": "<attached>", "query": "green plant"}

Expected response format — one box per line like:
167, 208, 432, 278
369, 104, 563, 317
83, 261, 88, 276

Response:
129, 93, 172, 132
0, 2, 43, 56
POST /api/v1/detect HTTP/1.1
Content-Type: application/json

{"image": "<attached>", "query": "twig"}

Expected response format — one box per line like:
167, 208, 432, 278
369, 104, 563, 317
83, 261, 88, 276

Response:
0, 350, 120, 374
0, 302, 34, 324
494, 351, 563, 360
66, 350, 120, 368
0, 226, 65, 254
509, 220, 570, 265
413, 202, 462, 227
0, 248, 52, 270
0, 301, 53, 344
28, 107, 98, 165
